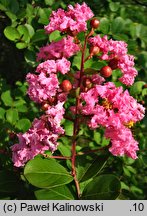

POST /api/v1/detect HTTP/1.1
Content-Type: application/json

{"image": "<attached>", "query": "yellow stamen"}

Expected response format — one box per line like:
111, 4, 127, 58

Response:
124, 120, 134, 128
101, 98, 113, 110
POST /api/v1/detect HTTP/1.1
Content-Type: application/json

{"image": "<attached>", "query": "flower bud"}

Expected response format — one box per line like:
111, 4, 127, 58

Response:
89, 46, 100, 56
90, 18, 100, 29
100, 66, 112, 78
41, 103, 50, 111
61, 80, 72, 92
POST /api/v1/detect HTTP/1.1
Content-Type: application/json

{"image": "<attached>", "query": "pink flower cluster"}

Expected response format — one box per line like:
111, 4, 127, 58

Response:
45, 2, 94, 34
26, 58, 70, 103
11, 2, 145, 167
12, 43, 72, 166
11, 107, 64, 167
89, 35, 138, 85
37, 36, 80, 61
80, 82, 145, 159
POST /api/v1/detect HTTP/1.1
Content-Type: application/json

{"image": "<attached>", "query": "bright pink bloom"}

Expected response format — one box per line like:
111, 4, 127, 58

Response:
80, 82, 145, 159
88, 35, 138, 85
36, 60, 57, 74
45, 2, 94, 34
11, 117, 63, 167
105, 126, 139, 159
37, 36, 80, 61
26, 72, 59, 103
56, 57, 71, 74
36, 58, 70, 75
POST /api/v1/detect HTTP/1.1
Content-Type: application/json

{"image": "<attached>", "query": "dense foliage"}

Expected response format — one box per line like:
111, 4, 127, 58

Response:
0, 0, 147, 200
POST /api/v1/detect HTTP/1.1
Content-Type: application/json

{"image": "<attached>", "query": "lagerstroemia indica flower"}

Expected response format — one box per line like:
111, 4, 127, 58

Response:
80, 82, 145, 159
88, 35, 138, 85
44, 2, 94, 34
11, 2, 145, 167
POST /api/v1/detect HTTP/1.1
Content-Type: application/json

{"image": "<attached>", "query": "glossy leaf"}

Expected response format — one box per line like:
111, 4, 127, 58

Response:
99, 18, 110, 34
31, 29, 48, 43
130, 81, 145, 95
109, 2, 120, 12
1, 90, 13, 106
0, 107, 5, 119
82, 174, 121, 200
16, 42, 28, 49
25, 24, 35, 38
6, 108, 19, 124
17, 25, 30, 42
15, 118, 31, 132
35, 185, 75, 200
111, 17, 125, 33
24, 50, 37, 67
49, 30, 62, 42
76, 153, 109, 182
24, 157, 73, 188
38, 8, 51, 25
4, 26, 20, 41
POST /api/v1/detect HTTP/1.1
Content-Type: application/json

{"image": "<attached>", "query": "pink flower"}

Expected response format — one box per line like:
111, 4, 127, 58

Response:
36, 60, 57, 74
88, 35, 138, 85
36, 58, 70, 75
56, 57, 71, 74
26, 72, 59, 103
45, 2, 94, 34
11, 116, 63, 167
37, 36, 80, 61
80, 82, 145, 159
105, 126, 139, 159
45, 102, 65, 134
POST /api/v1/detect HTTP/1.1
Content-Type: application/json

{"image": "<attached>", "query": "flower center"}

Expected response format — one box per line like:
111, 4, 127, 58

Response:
124, 120, 134, 128
101, 98, 113, 110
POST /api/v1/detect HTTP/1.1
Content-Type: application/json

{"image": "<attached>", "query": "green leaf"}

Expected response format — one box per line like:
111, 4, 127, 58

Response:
0, 107, 5, 119
49, 30, 62, 42
38, 8, 51, 25
99, 18, 110, 34
58, 143, 71, 157
4, 26, 20, 41
130, 81, 145, 95
76, 154, 109, 182
31, 29, 48, 43
15, 119, 31, 132
45, 0, 54, 6
72, 52, 81, 70
82, 174, 121, 200
5, 11, 17, 22
24, 50, 37, 67
9, 0, 19, 14
1, 90, 13, 106
109, 2, 120, 12
0, 171, 19, 193
24, 157, 73, 188
111, 17, 125, 34
64, 120, 74, 136
17, 25, 30, 43
6, 108, 19, 124
25, 24, 35, 38
142, 88, 147, 97
137, 51, 147, 69
16, 42, 28, 49
35, 185, 75, 200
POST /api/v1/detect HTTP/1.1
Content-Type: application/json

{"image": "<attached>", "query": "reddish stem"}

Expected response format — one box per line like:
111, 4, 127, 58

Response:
71, 32, 89, 199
